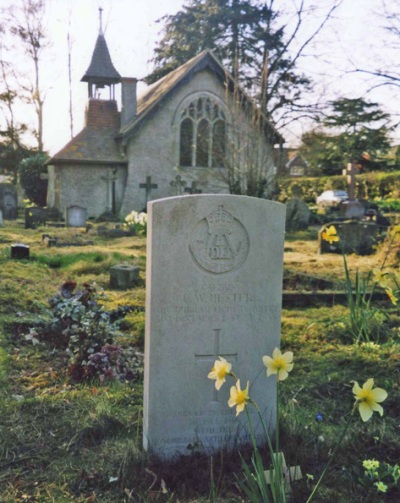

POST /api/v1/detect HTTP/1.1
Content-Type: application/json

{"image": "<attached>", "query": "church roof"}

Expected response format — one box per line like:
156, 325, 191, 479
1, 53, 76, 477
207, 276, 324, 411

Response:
119, 51, 226, 138
81, 33, 121, 85
49, 50, 282, 166
119, 50, 282, 144
48, 100, 126, 165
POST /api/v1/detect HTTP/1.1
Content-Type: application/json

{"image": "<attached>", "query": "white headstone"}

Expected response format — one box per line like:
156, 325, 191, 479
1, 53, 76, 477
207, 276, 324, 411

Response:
66, 205, 87, 227
143, 195, 285, 458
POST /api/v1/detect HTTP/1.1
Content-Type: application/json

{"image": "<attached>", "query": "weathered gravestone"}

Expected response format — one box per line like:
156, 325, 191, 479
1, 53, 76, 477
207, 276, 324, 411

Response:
25, 207, 47, 229
66, 206, 87, 227
0, 209, 3, 227
110, 265, 140, 289
285, 198, 310, 231
11, 243, 30, 259
339, 200, 366, 219
0, 184, 17, 220
143, 195, 286, 458
318, 220, 386, 255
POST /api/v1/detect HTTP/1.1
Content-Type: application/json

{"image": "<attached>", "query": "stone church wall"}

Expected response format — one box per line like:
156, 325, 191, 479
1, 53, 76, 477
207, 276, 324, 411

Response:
48, 163, 127, 219
119, 70, 231, 216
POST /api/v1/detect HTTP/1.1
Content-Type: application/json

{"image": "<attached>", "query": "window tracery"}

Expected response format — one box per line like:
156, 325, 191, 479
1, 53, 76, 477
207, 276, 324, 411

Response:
179, 95, 226, 168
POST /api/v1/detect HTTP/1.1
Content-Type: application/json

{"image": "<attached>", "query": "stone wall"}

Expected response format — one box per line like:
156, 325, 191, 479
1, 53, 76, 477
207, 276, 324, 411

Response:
48, 164, 127, 219
119, 69, 275, 215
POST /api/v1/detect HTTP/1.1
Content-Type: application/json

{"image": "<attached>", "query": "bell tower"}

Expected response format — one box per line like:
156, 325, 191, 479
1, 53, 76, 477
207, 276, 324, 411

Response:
81, 8, 121, 100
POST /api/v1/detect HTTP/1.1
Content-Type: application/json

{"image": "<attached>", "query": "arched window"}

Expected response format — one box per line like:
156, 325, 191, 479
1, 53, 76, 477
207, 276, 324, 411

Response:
179, 96, 226, 168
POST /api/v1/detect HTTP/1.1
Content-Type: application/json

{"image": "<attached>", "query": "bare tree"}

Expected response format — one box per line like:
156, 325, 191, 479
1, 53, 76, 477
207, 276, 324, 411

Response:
217, 72, 280, 197
352, 1, 400, 89
0, 27, 30, 182
7, 0, 48, 152
66, 9, 74, 139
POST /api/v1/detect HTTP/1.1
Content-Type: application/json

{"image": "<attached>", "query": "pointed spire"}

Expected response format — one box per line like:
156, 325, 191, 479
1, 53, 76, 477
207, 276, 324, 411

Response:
81, 8, 121, 99
99, 7, 103, 34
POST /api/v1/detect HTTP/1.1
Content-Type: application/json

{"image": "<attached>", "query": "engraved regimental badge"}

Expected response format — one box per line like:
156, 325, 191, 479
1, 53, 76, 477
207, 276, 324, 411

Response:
189, 205, 250, 274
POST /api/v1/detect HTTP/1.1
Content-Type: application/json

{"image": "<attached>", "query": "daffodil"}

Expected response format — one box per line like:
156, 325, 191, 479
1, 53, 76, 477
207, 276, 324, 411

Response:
228, 379, 249, 416
353, 378, 388, 422
208, 357, 232, 390
372, 268, 390, 289
321, 225, 339, 244
262, 348, 294, 381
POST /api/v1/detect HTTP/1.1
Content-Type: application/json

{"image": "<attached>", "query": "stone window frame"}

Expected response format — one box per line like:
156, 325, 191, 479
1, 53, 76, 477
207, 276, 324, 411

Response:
175, 92, 228, 169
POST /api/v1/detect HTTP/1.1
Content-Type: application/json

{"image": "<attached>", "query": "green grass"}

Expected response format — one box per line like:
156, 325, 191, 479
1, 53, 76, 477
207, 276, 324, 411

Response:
0, 223, 398, 502
31, 251, 126, 269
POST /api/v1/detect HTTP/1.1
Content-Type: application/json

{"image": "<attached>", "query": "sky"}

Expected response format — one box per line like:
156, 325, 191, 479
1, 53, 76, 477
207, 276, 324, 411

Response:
2, 0, 400, 153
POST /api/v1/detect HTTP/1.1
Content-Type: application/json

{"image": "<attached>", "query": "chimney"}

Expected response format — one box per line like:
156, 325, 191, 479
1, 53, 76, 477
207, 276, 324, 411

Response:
121, 77, 137, 128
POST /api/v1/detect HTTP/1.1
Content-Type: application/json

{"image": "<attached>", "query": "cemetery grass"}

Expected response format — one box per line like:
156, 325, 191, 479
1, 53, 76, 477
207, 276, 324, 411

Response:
0, 223, 398, 502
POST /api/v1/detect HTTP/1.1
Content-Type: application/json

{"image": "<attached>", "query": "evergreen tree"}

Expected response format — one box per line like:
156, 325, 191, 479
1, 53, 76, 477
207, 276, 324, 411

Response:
146, 0, 339, 130
299, 98, 392, 175
18, 152, 48, 206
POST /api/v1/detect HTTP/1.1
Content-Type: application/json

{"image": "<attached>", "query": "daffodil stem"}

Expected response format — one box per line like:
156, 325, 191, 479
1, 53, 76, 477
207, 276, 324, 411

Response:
245, 406, 257, 452
306, 413, 353, 503
275, 381, 279, 457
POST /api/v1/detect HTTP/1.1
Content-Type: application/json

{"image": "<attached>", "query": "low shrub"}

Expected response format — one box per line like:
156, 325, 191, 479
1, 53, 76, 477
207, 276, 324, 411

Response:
29, 281, 143, 382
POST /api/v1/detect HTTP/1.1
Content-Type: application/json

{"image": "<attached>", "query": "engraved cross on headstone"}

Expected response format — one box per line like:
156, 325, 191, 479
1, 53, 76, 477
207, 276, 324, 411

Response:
184, 181, 202, 194
139, 176, 158, 207
195, 328, 237, 402
170, 175, 187, 195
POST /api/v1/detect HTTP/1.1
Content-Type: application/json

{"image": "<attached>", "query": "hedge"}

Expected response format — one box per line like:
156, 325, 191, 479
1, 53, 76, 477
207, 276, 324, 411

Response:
275, 170, 400, 204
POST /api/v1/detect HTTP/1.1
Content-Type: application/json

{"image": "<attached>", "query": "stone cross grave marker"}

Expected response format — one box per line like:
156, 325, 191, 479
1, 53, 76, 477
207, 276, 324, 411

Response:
140, 176, 158, 207
143, 194, 286, 458
184, 181, 202, 194
101, 169, 118, 213
170, 175, 187, 195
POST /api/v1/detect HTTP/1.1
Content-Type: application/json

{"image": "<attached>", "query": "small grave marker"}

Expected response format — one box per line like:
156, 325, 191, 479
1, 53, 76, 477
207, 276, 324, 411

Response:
184, 181, 202, 194
11, 243, 30, 260
66, 206, 87, 227
110, 265, 140, 289
0, 184, 17, 220
170, 175, 187, 195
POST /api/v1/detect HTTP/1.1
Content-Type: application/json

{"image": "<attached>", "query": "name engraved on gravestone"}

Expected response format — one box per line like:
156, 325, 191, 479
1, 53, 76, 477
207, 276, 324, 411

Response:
144, 195, 285, 458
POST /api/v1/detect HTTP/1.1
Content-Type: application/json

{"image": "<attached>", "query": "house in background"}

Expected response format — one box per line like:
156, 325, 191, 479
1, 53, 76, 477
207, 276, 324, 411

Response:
47, 15, 281, 219
274, 148, 308, 177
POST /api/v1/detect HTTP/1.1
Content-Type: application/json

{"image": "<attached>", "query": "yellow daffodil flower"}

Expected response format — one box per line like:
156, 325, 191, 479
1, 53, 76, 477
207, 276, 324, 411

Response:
262, 348, 294, 381
228, 379, 249, 416
372, 268, 390, 289
352, 378, 388, 422
385, 287, 398, 305
321, 225, 339, 244
208, 357, 232, 390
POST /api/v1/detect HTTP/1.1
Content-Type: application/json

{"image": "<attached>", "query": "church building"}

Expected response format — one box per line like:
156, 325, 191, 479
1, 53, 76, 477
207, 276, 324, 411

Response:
47, 17, 280, 219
